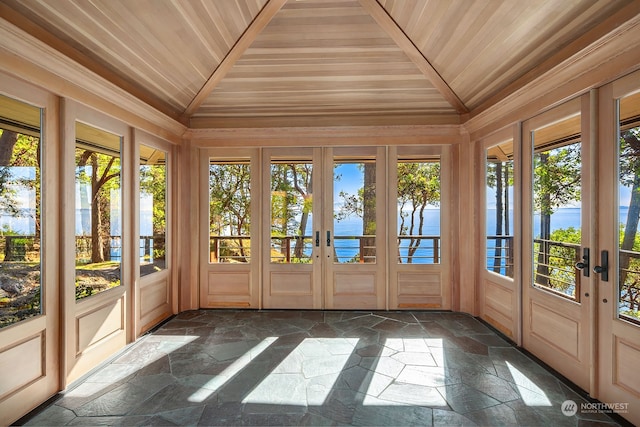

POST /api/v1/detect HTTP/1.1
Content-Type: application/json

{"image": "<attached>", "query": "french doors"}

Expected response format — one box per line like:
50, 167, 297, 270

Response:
202, 145, 449, 311
262, 147, 386, 309
522, 77, 640, 425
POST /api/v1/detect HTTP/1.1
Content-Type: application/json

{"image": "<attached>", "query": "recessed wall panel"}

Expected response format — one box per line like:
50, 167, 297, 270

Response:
0, 334, 44, 399
614, 337, 640, 397
77, 298, 124, 354
530, 301, 579, 358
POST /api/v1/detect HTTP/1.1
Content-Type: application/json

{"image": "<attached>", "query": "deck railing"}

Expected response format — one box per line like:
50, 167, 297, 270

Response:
209, 234, 442, 264
486, 235, 514, 277
533, 238, 581, 299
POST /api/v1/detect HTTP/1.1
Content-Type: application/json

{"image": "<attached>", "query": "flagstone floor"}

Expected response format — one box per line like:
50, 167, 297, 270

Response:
22, 310, 622, 426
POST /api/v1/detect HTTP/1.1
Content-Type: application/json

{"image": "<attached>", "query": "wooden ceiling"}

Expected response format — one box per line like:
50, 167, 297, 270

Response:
0, 0, 635, 128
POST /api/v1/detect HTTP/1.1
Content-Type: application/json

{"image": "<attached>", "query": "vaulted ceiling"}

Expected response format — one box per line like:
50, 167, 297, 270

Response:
0, 0, 635, 128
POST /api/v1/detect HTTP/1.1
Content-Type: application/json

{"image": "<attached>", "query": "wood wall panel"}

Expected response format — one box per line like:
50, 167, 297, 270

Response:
530, 301, 579, 359
140, 275, 170, 322
482, 279, 515, 338
76, 298, 124, 355
333, 273, 376, 296
0, 333, 43, 400
614, 337, 640, 397
270, 272, 313, 296
397, 272, 441, 297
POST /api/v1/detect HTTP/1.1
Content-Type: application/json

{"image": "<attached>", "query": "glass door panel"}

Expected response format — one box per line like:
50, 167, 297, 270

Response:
333, 160, 375, 264
397, 159, 441, 265
531, 116, 582, 301
486, 140, 514, 277
270, 161, 313, 264
75, 122, 122, 299
0, 94, 42, 327
617, 91, 640, 324
209, 161, 252, 264
139, 146, 166, 276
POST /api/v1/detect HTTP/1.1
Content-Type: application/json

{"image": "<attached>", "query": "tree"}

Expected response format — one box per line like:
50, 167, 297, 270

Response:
486, 160, 513, 274
140, 163, 166, 261
397, 162, 440, 263
533, 143, 581, 287
619, 127, 640, 318
76, 149, 120, 264
209, 163, 251, 261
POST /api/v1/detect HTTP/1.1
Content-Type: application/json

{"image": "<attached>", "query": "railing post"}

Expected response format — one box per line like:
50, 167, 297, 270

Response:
359, 237, 364, 263
433, 238, 439, 263
210, 237, 218, 263
286, 237, 291, 263
506, 237, 514, 277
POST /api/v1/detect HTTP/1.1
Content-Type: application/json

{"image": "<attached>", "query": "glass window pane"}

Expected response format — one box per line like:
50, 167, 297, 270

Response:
0, 94, 42, 328
396, 160, 440, 264
140, 146, 166, 276
210, 161, 252, 263
532, 115, 582, 300
270, 162, 313, 264
486, 141, 514, 277
334, 160, 376, 264
618, 91, 640, 323
75, 122, 122, 299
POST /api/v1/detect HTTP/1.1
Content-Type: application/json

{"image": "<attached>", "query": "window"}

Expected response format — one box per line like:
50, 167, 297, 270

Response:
531, 114, 582, 300
0, 94, 42, 327
396, 159, 440, 264
486, 140, 514, 277
334, 160, 377, 264
617, 91, 640, 323
140, 145, 166, 276
75, 122, 122, 299
210, 160, 252, 263
270, 161, 313, 264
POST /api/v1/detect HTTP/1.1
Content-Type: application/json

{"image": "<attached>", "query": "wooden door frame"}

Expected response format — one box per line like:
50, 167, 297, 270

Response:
199, 147, 261, 309
61, 100, 132, 384
477, 125, 522, 343
0, 72, 60, 425
388, 145, 452, 310
521, 94, 595, 392
595, 70, 640, 426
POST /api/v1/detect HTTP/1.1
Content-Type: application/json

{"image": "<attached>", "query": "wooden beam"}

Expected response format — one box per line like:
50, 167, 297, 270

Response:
358, 0, 469, 115
181, 0, 287, 121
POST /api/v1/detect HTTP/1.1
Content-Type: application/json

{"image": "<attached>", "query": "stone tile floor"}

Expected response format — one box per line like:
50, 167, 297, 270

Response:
22, 311, 623, 426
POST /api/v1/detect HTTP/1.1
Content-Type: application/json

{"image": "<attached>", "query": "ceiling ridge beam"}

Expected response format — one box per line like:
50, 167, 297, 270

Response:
358, 0, 469, 115
181, 0, 287, 122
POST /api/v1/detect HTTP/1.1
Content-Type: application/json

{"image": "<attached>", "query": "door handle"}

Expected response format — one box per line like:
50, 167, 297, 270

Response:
315, 231, 320, 247
326, 231, 331, 246
574, 247, 590, 277
593, 250, 608, 282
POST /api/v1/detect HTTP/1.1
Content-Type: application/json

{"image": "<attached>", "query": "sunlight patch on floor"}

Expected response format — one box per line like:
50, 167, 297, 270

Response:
363, 338, 447, 407
188, 336, 278, 403
242, 338, 359, 406
506, 361, 552, 406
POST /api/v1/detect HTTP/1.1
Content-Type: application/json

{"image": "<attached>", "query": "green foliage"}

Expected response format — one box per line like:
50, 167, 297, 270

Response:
533, 144, 581, 215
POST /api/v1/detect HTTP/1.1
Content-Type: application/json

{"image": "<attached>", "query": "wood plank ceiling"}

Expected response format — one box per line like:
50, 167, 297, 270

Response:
0, 0, 634, 128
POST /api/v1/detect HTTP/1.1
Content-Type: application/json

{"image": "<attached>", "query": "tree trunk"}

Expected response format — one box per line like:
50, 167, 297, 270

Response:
536, 153, 551, 286
361, 163, 376, 263
0, 130, 18, 166
620, 173, 640, 285
90, 154, 106, 263
493, 162, 503, 272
